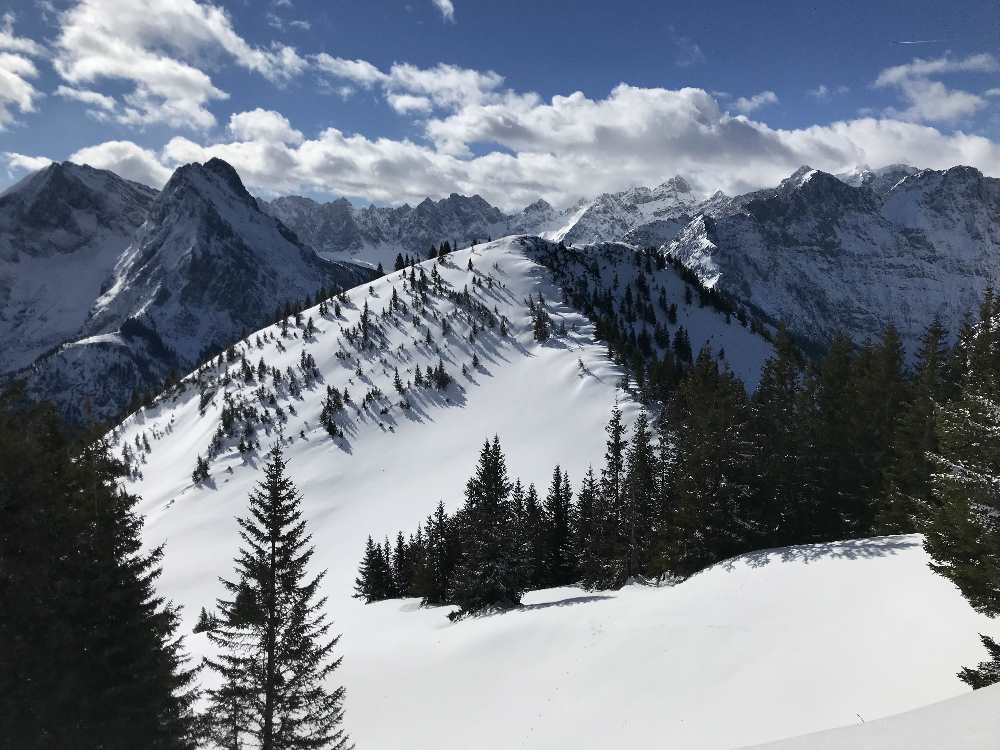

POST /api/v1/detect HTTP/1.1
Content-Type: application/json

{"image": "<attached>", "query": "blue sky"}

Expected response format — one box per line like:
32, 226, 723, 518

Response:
2, 0, 999, 208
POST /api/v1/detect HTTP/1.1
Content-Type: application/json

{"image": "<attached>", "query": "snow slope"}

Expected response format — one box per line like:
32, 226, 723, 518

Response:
741, 681, 1000, 750
102, 236, 998, 748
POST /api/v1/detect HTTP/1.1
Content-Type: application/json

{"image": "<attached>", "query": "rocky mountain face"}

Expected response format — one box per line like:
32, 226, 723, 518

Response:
0, 162, 157, 372
666, 165, 1000, 353
19, 159, 369, 422
262, 192, 508, 269
262, 176, 708, 267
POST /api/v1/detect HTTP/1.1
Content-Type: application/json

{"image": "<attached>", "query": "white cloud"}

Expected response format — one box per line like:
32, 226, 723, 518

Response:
228, 108, 303, 145
733, 90, 778, 114
874, 53, 998, 123
387, 93, 433, 114
0, 14, 44, 129
431, 0, 455, 22
808, 84, 850, 100
4, 151, 53, 173
14, 59, 1000, 211
314, 57, 504, 123
86, 83, 998, 211
55, 85, 116, 111
984, 88, 1000, 97
52, 0, 307, 130
69, 140, 173, 186
312, 55, 388, 87
0, 12, 46, 56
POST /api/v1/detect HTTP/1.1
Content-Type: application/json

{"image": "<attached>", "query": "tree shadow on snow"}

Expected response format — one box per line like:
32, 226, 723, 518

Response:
719, 535, 920, 572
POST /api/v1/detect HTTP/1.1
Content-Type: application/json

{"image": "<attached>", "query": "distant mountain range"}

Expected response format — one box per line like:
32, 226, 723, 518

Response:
2, 156, 999, 421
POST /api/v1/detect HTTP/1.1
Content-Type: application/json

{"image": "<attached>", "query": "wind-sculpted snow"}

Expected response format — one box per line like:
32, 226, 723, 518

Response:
100, 237, 996, 749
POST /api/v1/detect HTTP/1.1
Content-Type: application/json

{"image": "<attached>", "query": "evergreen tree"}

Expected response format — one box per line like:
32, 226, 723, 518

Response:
924, 294, 1000, 687
205, 447, 350, 750
581, 406, 628, 589
622, 412, 656, 579
666, 347, 754, 576
750, 327, 812, 545
523, 483, 547, 589
0, 390, 199, 749
543, 466, 576, 586
354, 535, 390, 603
879, 318, 949, 532
450, 437, 523, 615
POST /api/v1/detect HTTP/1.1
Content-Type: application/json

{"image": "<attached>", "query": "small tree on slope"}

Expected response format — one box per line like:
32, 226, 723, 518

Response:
204, 446, 350, 749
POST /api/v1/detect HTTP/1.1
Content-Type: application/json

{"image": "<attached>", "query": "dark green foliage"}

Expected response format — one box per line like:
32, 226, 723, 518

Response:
543, 466, 576, 587
0, 389, 199, 750
958, 635, 1000, 689
204, 446, 349, 750
449, 437, 524, 616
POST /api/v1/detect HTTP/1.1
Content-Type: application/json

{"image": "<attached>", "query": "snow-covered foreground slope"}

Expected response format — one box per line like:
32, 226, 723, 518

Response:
742, 680, 1000, 750
103, 237, 997, 748
343, 536, 996, 750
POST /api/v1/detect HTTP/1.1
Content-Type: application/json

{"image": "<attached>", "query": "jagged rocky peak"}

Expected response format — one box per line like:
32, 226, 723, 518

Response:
157, 157, 257, 214
837, 163, 919, 194
0, 161, 156, 257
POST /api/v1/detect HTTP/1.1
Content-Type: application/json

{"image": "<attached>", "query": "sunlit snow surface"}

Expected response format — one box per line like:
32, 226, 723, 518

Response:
108, 237, 995, 749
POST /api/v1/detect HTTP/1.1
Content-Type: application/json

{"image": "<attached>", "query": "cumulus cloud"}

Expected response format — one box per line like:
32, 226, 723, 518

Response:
69, 140, 173, 187
0, 13, 44, 129
733, 90, 778, 114
52, 0, 307, 130
4, 151, 53, 173
431, 0, 455, 23
35, 82, 994, 211
874, 53, 999, 123
10, 53, 1000, 211
228, 108, 303, 145
314, 56, 504, 113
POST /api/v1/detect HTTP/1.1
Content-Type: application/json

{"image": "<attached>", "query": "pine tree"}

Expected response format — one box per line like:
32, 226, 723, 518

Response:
205, 447, 350, 749
581, 406, 628, 589
450, 437, 523, 615
750, 327, 812, 545
879, 318, 949, 533
0, 391, 199, 749
523, 483, 547, 589
543, 466, 576, 586
623, 412, 656, 579
666, 347, 754, 576
924, 294, 1000, 687
354, 535, 389, 603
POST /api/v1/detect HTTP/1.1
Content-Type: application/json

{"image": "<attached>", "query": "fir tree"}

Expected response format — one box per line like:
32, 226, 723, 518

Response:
0, 391, 199, 749
204, 446, 350, 749
924, 293, 1000, 686
449, 437, 523, 616
543, 466, 576, 586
